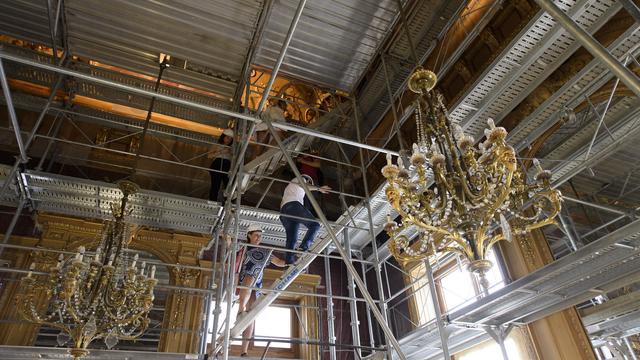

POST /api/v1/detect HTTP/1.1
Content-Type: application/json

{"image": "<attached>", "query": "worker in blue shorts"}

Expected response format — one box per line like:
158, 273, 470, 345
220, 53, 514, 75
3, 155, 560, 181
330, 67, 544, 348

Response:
235, 224, 286, 357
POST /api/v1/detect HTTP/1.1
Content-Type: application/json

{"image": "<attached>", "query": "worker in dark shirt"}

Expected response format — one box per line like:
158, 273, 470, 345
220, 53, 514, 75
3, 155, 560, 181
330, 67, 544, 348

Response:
208, 129, 234, 202
297, 150, 324, 216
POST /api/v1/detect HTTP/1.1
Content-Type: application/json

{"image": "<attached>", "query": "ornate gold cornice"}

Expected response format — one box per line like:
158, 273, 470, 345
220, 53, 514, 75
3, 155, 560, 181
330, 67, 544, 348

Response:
36, 212, 208, 246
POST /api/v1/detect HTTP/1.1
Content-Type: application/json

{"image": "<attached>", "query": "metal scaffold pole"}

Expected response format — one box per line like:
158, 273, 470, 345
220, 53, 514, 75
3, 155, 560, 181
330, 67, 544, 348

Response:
533, 0, 640, 97
228, 97, 407, 359
217, 0, 308, 205
0, 54, 68, 261
0, 57, 27, 163
0, 51, 397, 157
424, 260, 450, 359
211, 0, 308, 355
221, 172, 243, 360
324, 251, 337, 360
344, 229, 362, 359
381, 54, 406, 153
360, 256, 376, 350
625, 337, 638, 360
352, 96, 393, 357
219, 96, 251, 359
0, 60, 66, 200
209, 210, 229, 355
199, 276, 212, 354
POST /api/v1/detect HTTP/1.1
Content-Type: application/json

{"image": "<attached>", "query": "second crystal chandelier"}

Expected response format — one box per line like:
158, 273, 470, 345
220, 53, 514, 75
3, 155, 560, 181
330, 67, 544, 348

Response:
16, 181, 157, 359
382, 68, 561, 291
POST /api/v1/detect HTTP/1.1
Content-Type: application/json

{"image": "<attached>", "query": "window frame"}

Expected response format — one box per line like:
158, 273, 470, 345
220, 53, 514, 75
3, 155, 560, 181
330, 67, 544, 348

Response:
434, 259, 481, 313
404, 248, 508, 325
229, 299, 299, 358
404, 261, 436, 328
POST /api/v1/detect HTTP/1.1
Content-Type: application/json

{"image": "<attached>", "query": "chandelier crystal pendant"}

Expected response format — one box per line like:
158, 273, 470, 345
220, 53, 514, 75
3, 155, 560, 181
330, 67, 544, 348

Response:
382, 68, 561, 292
16, 181, 157, 359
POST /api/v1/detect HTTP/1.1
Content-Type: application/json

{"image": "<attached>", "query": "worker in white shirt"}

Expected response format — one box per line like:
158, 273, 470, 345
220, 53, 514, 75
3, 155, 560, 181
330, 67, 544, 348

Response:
279, 174, 330, 264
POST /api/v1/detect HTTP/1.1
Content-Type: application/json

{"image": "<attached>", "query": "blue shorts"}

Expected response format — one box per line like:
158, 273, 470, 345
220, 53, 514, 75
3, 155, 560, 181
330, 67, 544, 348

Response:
239, 260, 264, 298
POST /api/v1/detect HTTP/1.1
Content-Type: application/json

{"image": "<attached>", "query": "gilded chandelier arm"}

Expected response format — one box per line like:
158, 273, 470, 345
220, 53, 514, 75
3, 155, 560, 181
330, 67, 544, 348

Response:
482, 234, 506, 255
523, 190, 562, 231
389, 190, 457, 240
476, 169, 514, 259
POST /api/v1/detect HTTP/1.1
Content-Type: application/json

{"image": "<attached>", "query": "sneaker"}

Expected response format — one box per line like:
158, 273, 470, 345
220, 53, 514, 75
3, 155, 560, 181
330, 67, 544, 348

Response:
240, 352, 248, 357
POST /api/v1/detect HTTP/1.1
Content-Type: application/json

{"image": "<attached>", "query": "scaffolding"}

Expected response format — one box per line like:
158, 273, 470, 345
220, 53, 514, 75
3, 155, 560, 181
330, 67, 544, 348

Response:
0, 12, 409, 356
1, 0, 640, 359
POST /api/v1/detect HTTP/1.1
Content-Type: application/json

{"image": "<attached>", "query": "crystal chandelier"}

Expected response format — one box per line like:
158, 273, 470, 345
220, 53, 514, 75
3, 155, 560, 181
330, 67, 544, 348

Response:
16, 181, 157, 359
382, 68, 561, 291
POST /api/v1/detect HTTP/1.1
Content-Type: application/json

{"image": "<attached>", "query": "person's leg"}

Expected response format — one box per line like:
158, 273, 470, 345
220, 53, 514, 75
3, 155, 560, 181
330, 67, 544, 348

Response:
209, 158, 223, 201
241, 321, 254, 355
240, 295, 256, 355
300, 221, 320, 251
280, 203, 300, 264
209, 173, 221, 201
293, 202, 321, 251
220, 159, 230, 203
237, 274, 254, 313
303, 195, 317, 217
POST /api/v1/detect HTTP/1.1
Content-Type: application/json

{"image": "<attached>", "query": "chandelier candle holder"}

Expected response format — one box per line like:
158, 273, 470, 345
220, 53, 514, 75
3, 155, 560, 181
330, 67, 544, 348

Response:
382, 67, 561, 293
16, 181, 157, 359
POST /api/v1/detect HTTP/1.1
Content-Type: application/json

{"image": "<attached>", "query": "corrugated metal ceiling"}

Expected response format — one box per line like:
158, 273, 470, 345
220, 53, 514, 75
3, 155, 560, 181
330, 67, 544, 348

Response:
357, 0, 465, 135
1, 0, 410, 95
0, 0, 60, 48
254, 0, 400, 91
63, 0, 264, 101
568, 143, 640, 210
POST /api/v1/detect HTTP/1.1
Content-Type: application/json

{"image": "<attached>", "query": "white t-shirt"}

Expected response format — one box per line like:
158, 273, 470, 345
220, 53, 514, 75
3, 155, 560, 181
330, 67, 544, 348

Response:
281, 178, 305, 208
216, 145, 232, 160
256, 106, 286, 131
264, 106, 285, 122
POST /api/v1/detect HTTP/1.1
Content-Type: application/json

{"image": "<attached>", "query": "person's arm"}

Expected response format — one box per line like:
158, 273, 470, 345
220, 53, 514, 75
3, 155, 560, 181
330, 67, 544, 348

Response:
207, 144, 223, 159
296, 182, 331, 193
270, 255, 287, 267
221, 233, 232, 248
311, 185, 331, 194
